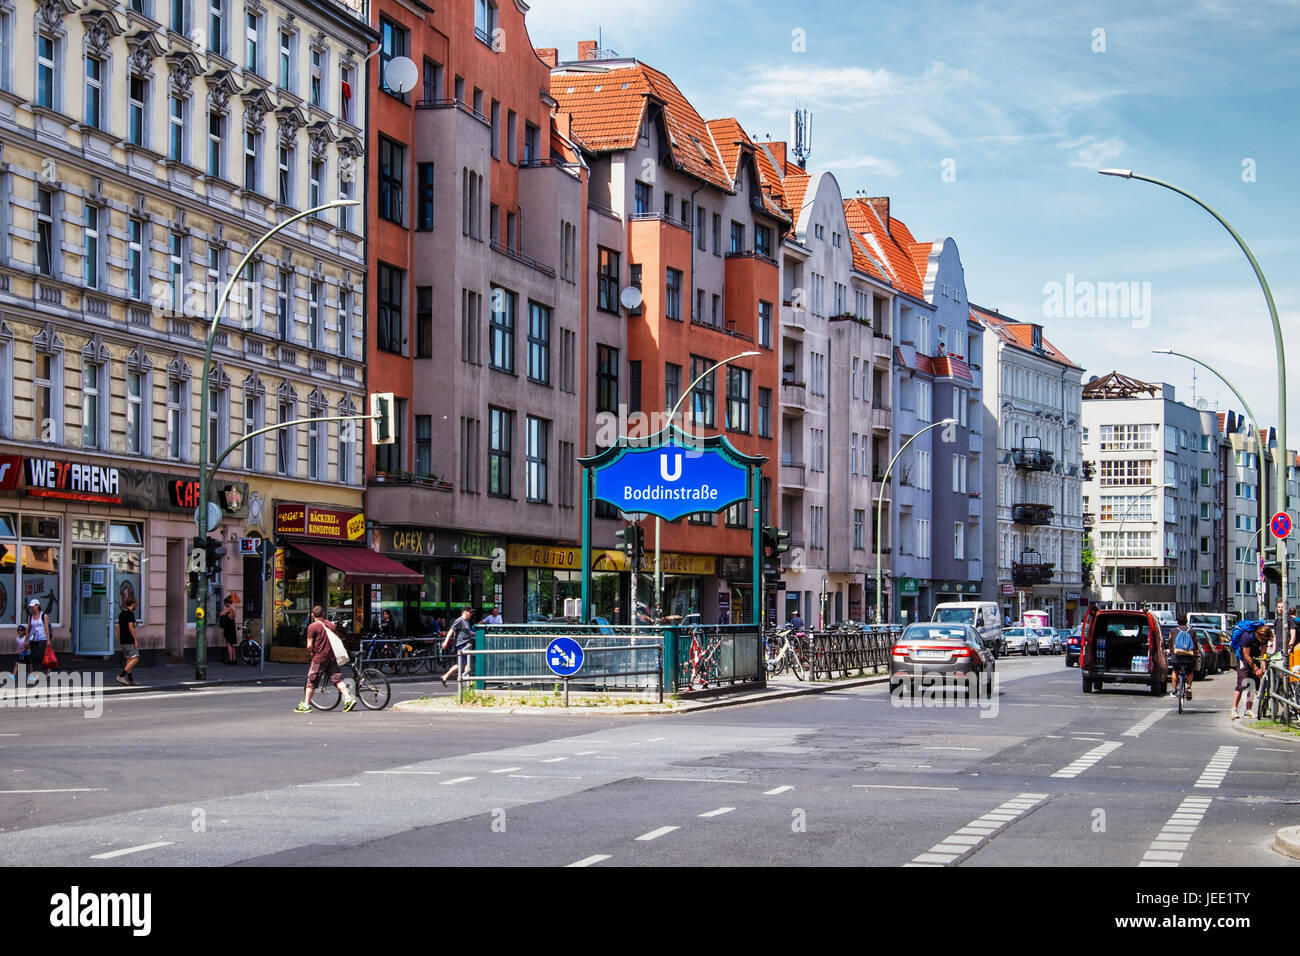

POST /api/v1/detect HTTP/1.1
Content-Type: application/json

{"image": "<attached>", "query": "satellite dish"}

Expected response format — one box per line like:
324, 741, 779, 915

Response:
619, 286, 643, 311
384, 56, 418, 95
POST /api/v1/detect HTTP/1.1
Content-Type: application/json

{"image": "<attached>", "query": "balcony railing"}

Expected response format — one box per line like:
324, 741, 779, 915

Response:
489, 239, 556, 278
1012, 503, 1054, 526
414, 96, 489, 123
369, 472, 455, 492
690, 315, 754, 343
1012, 561, 1055, 585
1013, 447, 1055, 471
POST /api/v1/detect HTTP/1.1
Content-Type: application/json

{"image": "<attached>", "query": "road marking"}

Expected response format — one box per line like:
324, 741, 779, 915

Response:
905, 793, 1049, 867
1256, 747, 1294, 753
439, 776, 475, 786
854, 785, 959, 791
0, 734, 19, 737
698, 807, 736, 818
1052, 741, 1122, 778
365, 770, 442, 775
1122, 710, 1167, 737
0, 788, 107, 794
764, 786, 793, 795
491, 767, 523, 774
1194, 746, 1238, 789
297, 782, 359, 788
635, 826, 679, 841
922, 746, 981, 751
644, 777, 746, 784
1139, 796, 1213, 867
90, 841, 173, 860
646, 737, 665, 742
567, 854, 611, 867
541, 757, 567, 763
575, 750, 598, 755
508, 774, 583, 780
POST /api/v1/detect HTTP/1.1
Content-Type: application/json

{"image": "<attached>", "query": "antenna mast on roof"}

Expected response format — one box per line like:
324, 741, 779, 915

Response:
791, 105, 812, 169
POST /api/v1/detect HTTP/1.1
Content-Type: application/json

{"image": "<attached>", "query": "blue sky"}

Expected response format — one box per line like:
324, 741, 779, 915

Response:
526, 0, 1300, 435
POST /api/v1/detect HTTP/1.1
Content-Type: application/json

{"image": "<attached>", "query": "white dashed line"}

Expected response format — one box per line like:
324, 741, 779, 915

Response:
0, 788, 106, 794
1122, 710, 1168, 737
764, 786, 793, 795
854, 785, 960, 791
635, 826, 679, 841
365, 770, 442, 775
1139, 795, 1213, 867
922, 746, 982, 751
575, 751, 598, 756
439, 776, 475, 786
1052, 741, 1122, 778
90, 841, 174, 860
297, 782, 360, 788
567, 854, 611, 867
1195, 746, 1238, 789
644, 777, 746, 784
698, 807, 736, 817
491, 767, 523, 774
508, 774, 583, 780
905, 793, 1049, 867
541, 757, 567, 763
646, 737, 665, 742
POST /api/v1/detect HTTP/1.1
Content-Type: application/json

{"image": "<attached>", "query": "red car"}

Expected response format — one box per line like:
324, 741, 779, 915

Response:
1079, 606, 1168, 695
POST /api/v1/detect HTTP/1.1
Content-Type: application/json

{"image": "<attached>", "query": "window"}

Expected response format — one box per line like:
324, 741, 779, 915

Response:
811, 428, 824, 472
208, 109, 225, 178
307, 401, 325, 480
597, 345, 619, 414
666, 268, 682, 321
524, 123, 539, 163
277, 270, 292, 340
633, 180, 651, 215
462, 289, 481, 364
277, 141, 293, 205
416, 286, 432, 358
337, 398, 357, 484
488, 407, 512, 497
917, 451, 931, 491
475, 0, 498, 44
711, 294, 721, 326
952, 387, 968, 426
726, 367, 750, 434
560, 329, 576, 394
168, 232, 185, 312
417, 163, 434, 230
461, 416, 480, 493
810, 506, 824, 549
729, 221, 744, 253
853, 510, 866, 550
1099, 459, 1152, 486
308, 280, 322, 349
35, 189, 54, 277
242, 383, 262, 470
209, 0, 226, 56
126, 369, 147, 456
82, 205, 101, 289
379, 137, 404, 224
245, 11, 260, 73
507, 110, 516, 163
597, 248, 620, 313
490, 101, 500, 159
33, 350, 61, 443
36, 33, 57, 110
755, 225, 773, 259
171, 0, 187, 34
461, 169, 483, 237
127, 218, 145, 301
84, 55, 103, 128
338, 158, 354, 231
377, 264, 404, 354
415, 415, 432, 476
489, 286, 516, 372
758, 301, 772, 348
916, 381, 932, 422
954, 522, 965, 560
308, 159, 323, 214
379, 19, 408, 97
167, 373, 189, 461
712, 214, 721, 255
690, 355, 715, 428
696, 206, 706, 251
665, 364, 681, 416
758, 387, 772, 438
1100, 424, 1156, 451
952, 454, 967, 493
81, 362, 102, 449
850, 435, 858, 475
244, 128, 260, 191
526, 417, 549, 502
310, 46, 324, 107
725, 500, 749, 529
338, 289, 352, 358
422, 58, 443, 102
278, 27, 294, 91
169, 94, 185, 162
276, 399, 294, 475
916, 519, 931, 559
128, 74, 147, 146
527, 302, 551, 384
207, 383, 228, 465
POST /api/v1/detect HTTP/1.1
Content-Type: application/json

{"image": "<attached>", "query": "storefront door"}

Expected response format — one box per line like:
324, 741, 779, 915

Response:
73, 564, 114, 656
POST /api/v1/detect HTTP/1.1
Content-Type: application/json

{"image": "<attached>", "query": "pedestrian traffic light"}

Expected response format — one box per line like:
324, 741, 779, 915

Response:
762, 526, 790, 573
633, 525, 644, 561
370, 392, 396, 445
615, 525, 636, 563
204, 536, 227, 579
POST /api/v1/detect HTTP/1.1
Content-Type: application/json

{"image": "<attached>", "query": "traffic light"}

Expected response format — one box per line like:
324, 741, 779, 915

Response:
370, 392, 396, 445
189, 536, 207, 574
762, 526, 790, 574
615, 524, 645, 569
1263, 560, 1283, 586
204, 536, 227, 580
633, 525, 645, 562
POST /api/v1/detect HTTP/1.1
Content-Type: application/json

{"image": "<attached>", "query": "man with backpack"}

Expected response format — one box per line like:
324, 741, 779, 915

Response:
1170, 614, 1196, 701
1230, 620, 1269, 720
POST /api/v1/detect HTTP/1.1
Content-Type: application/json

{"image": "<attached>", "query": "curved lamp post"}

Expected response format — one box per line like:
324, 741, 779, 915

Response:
194, 198, 360, 680
1152, 347, 1267, 615
1110, 484, 1161, 608
1100, 169, 1287, 618
875, 418, 958, 624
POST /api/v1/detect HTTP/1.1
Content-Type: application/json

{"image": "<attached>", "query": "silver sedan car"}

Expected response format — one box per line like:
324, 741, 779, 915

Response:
1003, 627, 1041, 656
890, 622, 996, 696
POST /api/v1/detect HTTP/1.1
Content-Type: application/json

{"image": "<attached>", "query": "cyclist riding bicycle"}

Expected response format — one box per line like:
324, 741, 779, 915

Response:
1170, 614, 1196, 702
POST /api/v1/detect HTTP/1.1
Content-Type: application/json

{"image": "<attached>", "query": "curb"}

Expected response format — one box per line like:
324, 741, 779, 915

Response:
77, 671, 443, 697
1273, 826, 1300, 861
1228, 716, 1300, 743
674, 673, 890, 713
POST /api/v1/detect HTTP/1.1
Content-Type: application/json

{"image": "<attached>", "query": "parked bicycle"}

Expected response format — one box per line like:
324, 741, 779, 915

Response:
238, 621, 262, 666
310, 657, 390, 711
765, 625, 806, 680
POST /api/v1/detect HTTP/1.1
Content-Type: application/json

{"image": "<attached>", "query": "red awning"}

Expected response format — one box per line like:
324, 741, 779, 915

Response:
291, 542, 423, 584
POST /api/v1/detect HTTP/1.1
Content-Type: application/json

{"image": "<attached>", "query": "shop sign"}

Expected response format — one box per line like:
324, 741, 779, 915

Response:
275, 504, 366, 541
719, 556, 753, 579
1001, 583, 1015, 596
374, 527, 437, 557
938, 581, 980, 594
1066, 592, 1081, 600
0, 455, 21, 491
25, 458, 121, 503
124, 471, 249, 516
899, 577, 921, 595
435, 532, 504, 560
506, 544, 716, 576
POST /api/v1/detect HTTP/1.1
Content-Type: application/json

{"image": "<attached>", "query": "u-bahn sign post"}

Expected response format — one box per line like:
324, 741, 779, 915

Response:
577, 426, 766, 629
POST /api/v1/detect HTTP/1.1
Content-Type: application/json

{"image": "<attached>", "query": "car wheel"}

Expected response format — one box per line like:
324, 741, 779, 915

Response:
1082, 674, 1093, 693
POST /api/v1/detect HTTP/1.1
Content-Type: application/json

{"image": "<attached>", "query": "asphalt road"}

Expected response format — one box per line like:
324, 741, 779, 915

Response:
1, 654, 1296, 868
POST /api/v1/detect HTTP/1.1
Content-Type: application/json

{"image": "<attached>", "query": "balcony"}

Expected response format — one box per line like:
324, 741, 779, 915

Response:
780, 457, 807, 490
780, 300, 806, 331
872, 334, 892, 362
1012, 503, 1054, 526
490, 239, 555, 278
968, 430, 982, 453
871, 477, 891, 503
369, 472, 455, 492
781, 380, 807, 411
1012, 561, 1056, 586
871, 405, 891, 432
969, 494, 982, 517
1013, 447, 1055, 472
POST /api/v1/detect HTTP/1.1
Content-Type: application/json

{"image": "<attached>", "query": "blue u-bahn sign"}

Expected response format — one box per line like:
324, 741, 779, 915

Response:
591, 443, 751, 521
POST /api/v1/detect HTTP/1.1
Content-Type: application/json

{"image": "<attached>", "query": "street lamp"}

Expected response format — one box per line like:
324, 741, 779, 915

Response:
1110, 484, 1161, 608
1151, 347, 1267, 615
1237, 527, 1266, 617
875, 418, 958, 624
194, 198, 359, 680
1100, 169, 1287, 620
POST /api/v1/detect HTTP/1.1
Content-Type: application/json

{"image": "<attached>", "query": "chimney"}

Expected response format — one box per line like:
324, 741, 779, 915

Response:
536, 47, 558, 68
768, 141, 787, 170
577, 40, 598, 61
866, 196, 890, 232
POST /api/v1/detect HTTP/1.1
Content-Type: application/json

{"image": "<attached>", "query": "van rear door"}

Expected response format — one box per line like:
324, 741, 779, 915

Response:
1081, 604, 1099, 671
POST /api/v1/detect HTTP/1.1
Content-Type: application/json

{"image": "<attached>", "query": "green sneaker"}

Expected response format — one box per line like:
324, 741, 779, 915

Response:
293, 702, 311, 713
342, 697, 357, 712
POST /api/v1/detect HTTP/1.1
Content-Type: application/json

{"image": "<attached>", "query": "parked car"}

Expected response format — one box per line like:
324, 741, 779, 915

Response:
1064, 626, 1083, 667
1003, 627, 1040, 656
1205, 629, 1232, 671
1195, 631, 1219, 677
1038, 629, 1063, 655
933, 601, 1005, 657
1081, 606, 1168, 695
890, 622, 996, 696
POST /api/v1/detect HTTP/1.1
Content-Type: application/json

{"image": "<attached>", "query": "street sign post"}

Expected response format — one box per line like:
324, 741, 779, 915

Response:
1272, 512, 1292, 540
545, 637, 584, 677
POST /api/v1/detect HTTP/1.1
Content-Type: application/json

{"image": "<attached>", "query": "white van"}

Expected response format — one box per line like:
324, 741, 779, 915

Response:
932, 601, 1005, 657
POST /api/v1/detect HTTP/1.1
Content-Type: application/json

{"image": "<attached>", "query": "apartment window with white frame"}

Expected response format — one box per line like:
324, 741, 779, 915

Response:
245, 10, 261, 73
917, 450, 931, 491
278, 26, 294, 92
277, 271, 292, 340
33, 349, 62, 444
128, 73, 148, 146
952, 454, 967, 493
84, 54, 105, 129
126, 369, 147, 456
208, 109, 225, 178
242, 383, 263, 470
525, 416, 549, 502
127, 217, 145, 300
81, 361, 103, 449
167, 374, 189, 461
276, 398, 295, 475
82, 204, 101, 289
338, 159, 354, 231
244, 128, 260, 191
917, 519, 931, 559
308, 280, 322, 349
917, 381, 932, 422
954, 522, 964, 560
209, 0, 226, 56
337, 398, 356, 484
850, 435, 858, 475
307, 398, 325, 480
168, 232, 185, 312
310, 46, 325, 107
338, 289, 351, 358
169, 94, 186, 162
36, 33, 58, 110
952, 387, 967, 426
278, 141, 294, 206
35, 188, 55, 277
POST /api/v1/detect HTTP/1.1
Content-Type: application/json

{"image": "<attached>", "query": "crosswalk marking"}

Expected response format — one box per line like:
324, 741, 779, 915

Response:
905, 793, 1049, 867
1139, 795, 1213, 867
1052, 740, 1122, 778
1194, 746, 1238, 789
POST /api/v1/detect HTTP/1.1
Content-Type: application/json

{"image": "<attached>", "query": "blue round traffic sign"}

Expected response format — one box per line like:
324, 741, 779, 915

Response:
1272, 512, 1292, 540
545, 637, 584, 677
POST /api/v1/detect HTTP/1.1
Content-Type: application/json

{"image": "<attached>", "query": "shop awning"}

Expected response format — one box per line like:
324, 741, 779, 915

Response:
291, 542, 423, 584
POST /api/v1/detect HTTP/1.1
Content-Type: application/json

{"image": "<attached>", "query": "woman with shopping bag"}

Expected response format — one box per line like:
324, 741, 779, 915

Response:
25, 599, 54, 674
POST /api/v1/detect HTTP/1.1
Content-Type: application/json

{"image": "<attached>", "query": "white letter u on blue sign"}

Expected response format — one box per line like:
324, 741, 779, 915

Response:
659, 453, 682, 482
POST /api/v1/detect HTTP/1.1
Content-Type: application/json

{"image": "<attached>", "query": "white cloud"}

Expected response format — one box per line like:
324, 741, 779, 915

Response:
1062, 135, 1126, 169
822, 154, 903, 177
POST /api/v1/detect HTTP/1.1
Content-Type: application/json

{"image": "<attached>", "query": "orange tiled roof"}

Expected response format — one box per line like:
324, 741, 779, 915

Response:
753, 142, 786, 209
703, 119, 790, 222
933, 355, 974, 383
970, 305, 1081, 370
782, 163, 811, 221
849, 232, 890, 283
551, 64, 733, 192
844, 197, 925, 298
908, 242, 933, 288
